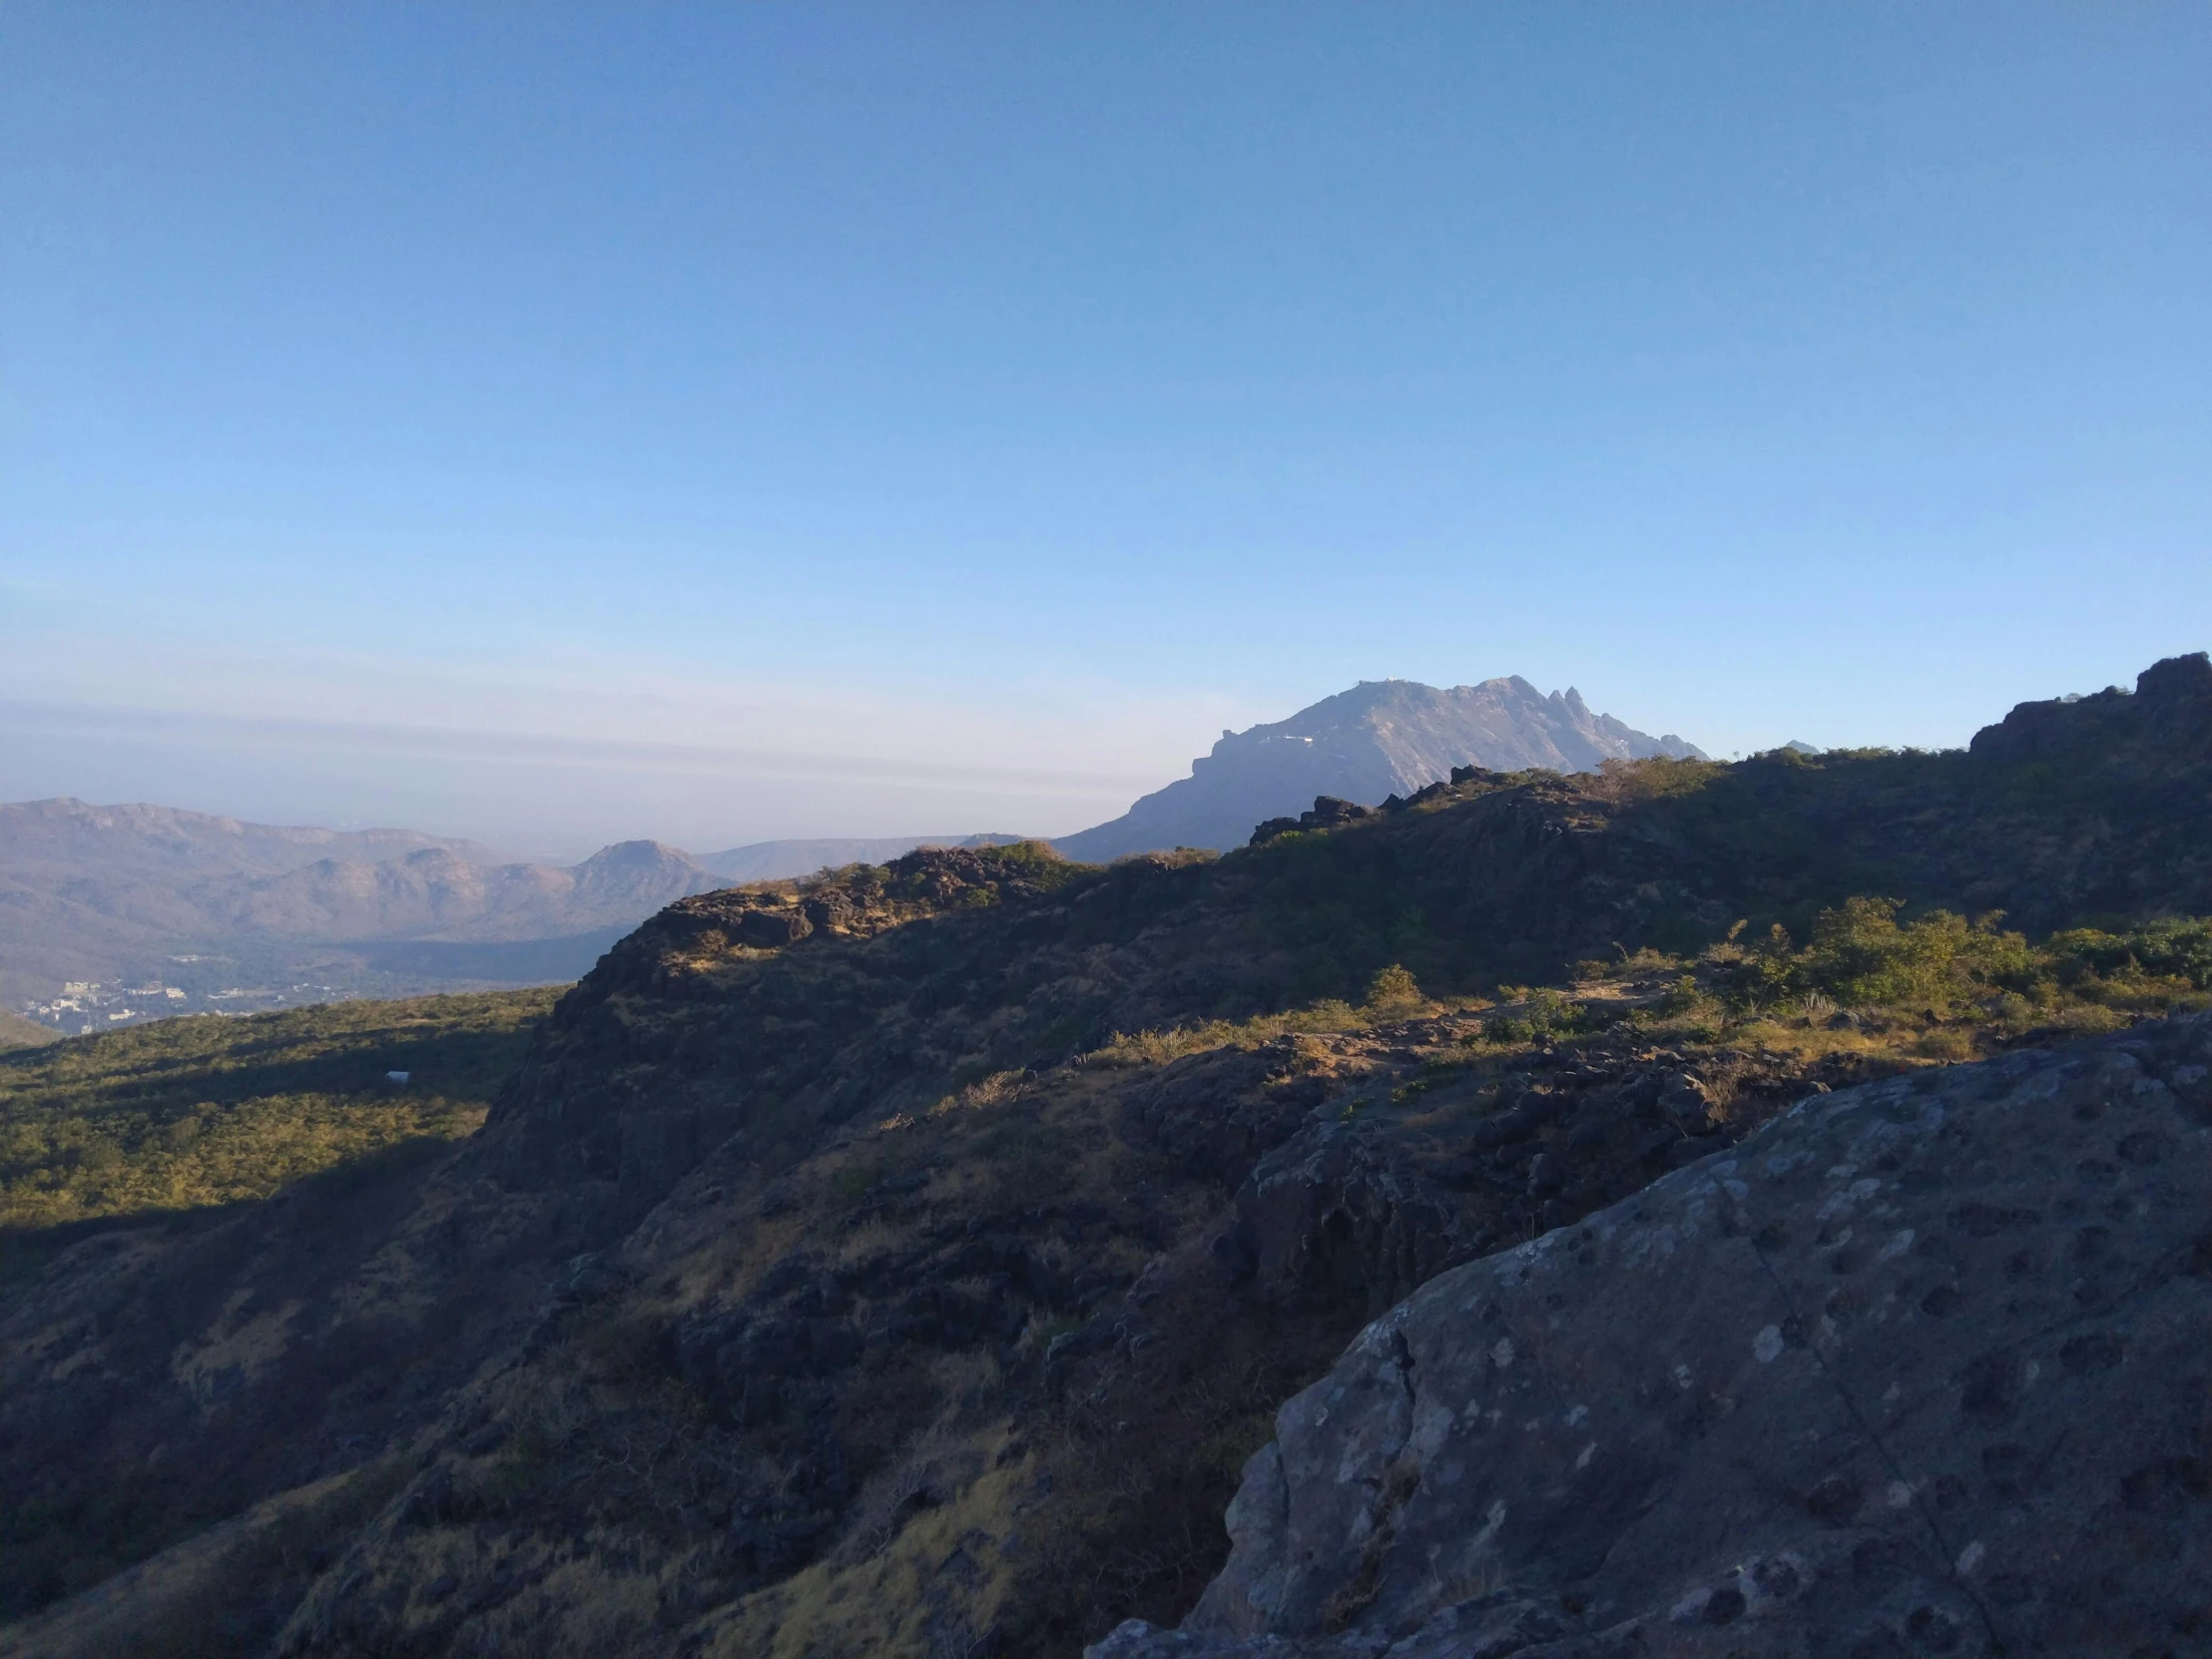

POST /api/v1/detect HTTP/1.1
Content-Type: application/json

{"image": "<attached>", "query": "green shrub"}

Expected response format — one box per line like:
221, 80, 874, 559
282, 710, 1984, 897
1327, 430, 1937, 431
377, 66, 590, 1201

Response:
1361, 963, 1426, 1014
2044, 919, 2212, 991
1476, 987, 1615, 1045
1724, 899, 2212, 1021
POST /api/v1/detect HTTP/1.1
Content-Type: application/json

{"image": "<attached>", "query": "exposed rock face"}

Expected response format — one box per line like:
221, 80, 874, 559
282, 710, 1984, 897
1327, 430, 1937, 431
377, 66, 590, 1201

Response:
1058, 680, 1704, 860
1969, 652, 2212, 767
1092, 1014, 2212, 1659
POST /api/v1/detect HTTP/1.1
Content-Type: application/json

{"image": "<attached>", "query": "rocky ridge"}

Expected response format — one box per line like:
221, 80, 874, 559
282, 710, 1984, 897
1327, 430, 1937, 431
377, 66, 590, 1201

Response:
1057, 678, 1703, 861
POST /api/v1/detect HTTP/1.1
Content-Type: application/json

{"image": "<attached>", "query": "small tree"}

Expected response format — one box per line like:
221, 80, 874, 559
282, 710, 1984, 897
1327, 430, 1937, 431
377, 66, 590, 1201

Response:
1363, 963, 1426, 1014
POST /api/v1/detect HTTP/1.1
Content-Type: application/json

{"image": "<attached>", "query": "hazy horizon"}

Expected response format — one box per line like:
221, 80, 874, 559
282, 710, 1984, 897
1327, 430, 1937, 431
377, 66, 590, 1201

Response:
6, 4, 2208, 854
0, 669, 1702, 862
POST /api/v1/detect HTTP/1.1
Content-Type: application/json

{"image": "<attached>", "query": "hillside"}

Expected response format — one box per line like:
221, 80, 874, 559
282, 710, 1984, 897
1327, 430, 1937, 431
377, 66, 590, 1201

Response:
0, 990, 556, 1236
0, 655, 2207, 1659
0, 1013, 56, 1053
1057, 676, 1704, 860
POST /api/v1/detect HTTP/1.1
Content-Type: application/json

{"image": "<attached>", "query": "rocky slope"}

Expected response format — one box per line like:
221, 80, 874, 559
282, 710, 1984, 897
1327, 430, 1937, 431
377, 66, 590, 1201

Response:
0, 947, 1971, 1659
1057, 678, 1703, 861
1093, 1011, 2212, 1659
0, 656, 2207, 1659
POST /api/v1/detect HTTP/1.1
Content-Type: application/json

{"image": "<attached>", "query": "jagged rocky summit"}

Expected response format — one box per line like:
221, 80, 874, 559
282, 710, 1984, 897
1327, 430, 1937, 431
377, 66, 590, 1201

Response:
1057, 678, 1703, 861
1090, 1013, 2212, 1659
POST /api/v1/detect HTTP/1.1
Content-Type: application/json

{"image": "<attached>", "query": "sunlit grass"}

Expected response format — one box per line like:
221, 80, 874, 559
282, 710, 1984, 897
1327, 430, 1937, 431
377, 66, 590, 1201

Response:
0, 988, 557, 1230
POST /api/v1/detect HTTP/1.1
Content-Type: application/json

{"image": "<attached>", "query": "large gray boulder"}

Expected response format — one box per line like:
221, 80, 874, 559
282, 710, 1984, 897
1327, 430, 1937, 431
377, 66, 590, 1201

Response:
1092, 1015, 2212, 1658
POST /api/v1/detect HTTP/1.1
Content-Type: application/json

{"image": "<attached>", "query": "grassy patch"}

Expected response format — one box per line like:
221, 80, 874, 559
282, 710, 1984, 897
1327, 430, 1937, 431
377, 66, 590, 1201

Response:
0, 988, 557, 1230
1085, 963, 1438, 1069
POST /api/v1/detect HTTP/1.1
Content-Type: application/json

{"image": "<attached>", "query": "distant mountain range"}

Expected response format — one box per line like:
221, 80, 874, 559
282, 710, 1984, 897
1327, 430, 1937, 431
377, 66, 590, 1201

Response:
699, 834, 1027, 883
0, 806, 1055, 1025
0, 800, 729, 1022
1, 675, 1704, 1022
1055, 676, 1704, 861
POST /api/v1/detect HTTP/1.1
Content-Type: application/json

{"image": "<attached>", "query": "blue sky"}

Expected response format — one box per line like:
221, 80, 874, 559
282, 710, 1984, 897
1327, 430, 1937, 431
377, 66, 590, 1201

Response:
4, 4, 2208, 855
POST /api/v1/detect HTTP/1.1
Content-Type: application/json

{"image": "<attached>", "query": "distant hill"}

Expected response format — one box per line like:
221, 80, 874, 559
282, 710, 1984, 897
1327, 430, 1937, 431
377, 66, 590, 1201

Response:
216, 837, 722, 942
700, 833, 1028, 883
0, 798, 503, 886
0, 802, 728, 1020
1056, 676, 1704, 860
0, 1009, 58, 1050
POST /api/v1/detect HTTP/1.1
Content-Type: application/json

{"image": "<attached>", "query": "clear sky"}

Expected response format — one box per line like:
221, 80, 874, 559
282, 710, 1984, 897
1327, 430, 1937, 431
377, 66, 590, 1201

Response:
4, 4, 2208, 858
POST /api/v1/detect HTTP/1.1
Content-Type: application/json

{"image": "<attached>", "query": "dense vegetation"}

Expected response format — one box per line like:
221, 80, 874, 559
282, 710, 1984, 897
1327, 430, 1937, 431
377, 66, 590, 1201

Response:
1718, 900, 2212, 1024
0, 989, 557, 1233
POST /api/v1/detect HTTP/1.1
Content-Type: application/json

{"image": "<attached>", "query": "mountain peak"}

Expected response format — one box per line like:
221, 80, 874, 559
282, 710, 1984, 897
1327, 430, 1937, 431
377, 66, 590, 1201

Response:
574, 838, 703, 871
1057, 675, 1704, 861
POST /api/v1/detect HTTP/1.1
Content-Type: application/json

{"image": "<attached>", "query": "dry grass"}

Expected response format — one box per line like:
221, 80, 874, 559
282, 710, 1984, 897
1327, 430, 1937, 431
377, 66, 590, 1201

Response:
1083, 965, 1447, 1071
696, 1430, 1030, 1659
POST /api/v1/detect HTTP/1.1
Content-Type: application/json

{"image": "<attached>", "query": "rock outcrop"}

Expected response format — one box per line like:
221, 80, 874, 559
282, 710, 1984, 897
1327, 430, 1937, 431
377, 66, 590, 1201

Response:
1093, 1013, 2212, 1659
1969, 651, 2212, 767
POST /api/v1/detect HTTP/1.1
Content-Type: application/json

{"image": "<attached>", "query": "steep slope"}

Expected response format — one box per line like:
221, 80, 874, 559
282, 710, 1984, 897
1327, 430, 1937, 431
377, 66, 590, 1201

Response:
0, 656, 2207, 1659
700, 833, 1028, 882
1057, 678, 1703, 860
